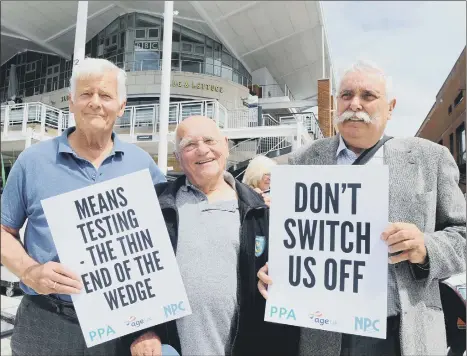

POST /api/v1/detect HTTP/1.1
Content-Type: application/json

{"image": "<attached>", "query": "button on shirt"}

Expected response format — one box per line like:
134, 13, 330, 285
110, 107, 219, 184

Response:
336, 135, 401, 317
1, 127, 166, 301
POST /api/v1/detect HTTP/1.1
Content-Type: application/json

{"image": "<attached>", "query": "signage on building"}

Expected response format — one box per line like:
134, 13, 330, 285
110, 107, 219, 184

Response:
171, 80, 224, 93
61, 95, 69, 103
137, 135, 153, 141
135, 41, 159, 51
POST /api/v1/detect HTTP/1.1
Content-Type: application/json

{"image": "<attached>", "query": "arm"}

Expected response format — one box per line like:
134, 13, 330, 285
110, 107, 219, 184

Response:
148, 157, 167, 185
1, 225, 39, 279
423, 146, 466, 281
1, 159, 81, 295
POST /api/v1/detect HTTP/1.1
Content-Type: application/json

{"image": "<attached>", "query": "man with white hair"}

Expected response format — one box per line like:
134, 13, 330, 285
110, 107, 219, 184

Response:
1, 58, 166, 355
257, 60, 466, 356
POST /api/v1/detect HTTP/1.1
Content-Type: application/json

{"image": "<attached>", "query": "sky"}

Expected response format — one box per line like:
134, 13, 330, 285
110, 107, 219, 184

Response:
320, 1, 466, 137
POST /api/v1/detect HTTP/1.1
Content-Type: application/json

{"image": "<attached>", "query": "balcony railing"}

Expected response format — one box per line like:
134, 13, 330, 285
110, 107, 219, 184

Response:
249, 84, 295, 101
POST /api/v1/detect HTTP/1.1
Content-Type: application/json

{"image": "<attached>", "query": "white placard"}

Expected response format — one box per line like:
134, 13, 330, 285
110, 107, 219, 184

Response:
41, 169, 191, 347
265, 165, 388, 339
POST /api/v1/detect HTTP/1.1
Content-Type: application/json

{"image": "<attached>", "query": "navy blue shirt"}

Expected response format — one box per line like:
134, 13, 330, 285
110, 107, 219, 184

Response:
1, 127, 166, 301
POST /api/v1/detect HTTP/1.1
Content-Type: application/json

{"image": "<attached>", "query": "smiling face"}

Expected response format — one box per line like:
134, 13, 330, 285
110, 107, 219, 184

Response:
69, 70, 125, 134
335, 70, 396, 149
175, 116, 229, 188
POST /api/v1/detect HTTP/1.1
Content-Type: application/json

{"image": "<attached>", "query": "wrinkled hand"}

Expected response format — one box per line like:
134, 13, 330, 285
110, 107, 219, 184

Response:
257, 263, 273, 300
381, 223, 427, 264
21, 262, 82, 295
253, 188, 271, 207
130, 331, 161, 356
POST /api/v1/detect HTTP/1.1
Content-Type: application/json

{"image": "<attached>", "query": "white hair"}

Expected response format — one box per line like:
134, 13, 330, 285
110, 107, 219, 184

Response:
69, 58, 127, 103
242, 155, 277, 189
336, 60, 393, 100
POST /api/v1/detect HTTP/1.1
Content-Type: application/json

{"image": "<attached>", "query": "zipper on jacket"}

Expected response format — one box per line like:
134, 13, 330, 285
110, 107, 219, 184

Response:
230, 206, 254, 356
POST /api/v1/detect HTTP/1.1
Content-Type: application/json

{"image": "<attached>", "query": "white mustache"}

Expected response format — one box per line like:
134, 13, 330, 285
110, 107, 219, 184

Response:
334, 110, 376, 125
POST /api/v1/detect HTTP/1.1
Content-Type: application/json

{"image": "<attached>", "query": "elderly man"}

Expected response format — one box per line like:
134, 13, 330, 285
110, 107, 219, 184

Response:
257, 61, 466, 356
127, 115, 297, 356
1, 58, 166, 356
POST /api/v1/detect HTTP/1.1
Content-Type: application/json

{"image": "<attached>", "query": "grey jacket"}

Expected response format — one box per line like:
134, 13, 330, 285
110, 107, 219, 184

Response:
290, 135, 466, 356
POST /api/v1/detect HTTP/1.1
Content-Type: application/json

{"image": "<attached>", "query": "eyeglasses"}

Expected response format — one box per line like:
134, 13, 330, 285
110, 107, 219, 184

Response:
179, 137, 219, 152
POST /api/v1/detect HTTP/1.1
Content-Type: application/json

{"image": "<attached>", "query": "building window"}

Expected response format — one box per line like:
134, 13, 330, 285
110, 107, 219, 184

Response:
454, 90, 464, 107
135, 29, 146, 39
456, 122, 466, 165
148, 28, 159, 39
26, 62, 36, 73
448, 105, 452, 115
450, 133, 454, 155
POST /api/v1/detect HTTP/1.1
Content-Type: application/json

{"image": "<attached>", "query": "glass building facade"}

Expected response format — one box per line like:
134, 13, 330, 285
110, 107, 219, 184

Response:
0, 12, 252, 102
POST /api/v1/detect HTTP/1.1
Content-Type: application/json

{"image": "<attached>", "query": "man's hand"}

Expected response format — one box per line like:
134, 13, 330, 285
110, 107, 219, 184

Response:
130, 331, 161, 356
257, 262, 273, 300
21, 262, 82, 295
381, 222, 427, 264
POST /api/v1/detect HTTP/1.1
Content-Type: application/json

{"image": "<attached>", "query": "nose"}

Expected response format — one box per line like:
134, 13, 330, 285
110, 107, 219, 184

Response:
195, 141, 211, 155
349, 95, 362, 111
88, 93, 102, 109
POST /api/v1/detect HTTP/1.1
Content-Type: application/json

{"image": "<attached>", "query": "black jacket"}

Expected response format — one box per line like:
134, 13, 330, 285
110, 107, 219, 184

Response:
125, 175, 300, 356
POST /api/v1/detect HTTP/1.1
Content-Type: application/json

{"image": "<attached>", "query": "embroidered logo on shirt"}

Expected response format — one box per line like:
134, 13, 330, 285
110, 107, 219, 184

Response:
255, 236, 266, 257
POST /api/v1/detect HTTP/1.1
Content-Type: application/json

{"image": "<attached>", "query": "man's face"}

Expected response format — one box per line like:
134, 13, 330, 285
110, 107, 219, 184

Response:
176, 120, 229, 185
335, 70, 396, 149
69, 71, 125, 133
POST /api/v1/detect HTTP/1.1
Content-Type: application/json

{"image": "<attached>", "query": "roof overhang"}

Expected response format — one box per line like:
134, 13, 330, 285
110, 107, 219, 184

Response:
1, 1, 333, 100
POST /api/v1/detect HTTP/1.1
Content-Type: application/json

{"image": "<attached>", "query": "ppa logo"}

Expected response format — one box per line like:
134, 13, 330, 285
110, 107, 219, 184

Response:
125, 316, 152, 328
88, 326, 115, 342
355, 316, 380, 333
309, 311, 337, 326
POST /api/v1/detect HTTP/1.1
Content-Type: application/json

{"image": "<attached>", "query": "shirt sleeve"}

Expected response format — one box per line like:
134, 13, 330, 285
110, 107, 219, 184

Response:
148, 158, 167, 185
1, 158, 27, 230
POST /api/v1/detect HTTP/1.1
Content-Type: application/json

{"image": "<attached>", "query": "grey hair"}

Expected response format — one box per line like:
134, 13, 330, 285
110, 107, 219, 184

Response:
336, 60, 393, 100
69, 58, 127, 103
242, 155, 277, 189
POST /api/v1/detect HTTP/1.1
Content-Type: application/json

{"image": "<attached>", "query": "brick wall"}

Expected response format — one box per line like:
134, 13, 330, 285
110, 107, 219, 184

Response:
318, 79, 333, 137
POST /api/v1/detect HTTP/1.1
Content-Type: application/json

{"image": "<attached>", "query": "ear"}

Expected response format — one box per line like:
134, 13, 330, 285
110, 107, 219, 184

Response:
174, 150, 180, 162
388, 98, 396, 120
223, 137, 230, 159
118, 100, 127, 117
68, 93, 74, 112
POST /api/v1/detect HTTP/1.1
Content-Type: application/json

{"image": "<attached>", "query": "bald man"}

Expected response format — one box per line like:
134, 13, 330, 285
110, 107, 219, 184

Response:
126, 116, 299, 356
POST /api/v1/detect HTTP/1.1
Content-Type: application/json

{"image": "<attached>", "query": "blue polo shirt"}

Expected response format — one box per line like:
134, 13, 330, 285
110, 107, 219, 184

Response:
1, 127, 166, 301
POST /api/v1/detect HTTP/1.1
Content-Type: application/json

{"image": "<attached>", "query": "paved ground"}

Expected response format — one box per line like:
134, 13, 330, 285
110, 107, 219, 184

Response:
1, 294, 22, 356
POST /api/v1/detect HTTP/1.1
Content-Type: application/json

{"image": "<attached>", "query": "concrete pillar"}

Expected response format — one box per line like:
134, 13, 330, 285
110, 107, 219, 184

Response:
69, 1, 88, 128
157, 1, 174, 175
321, 25, 326, 79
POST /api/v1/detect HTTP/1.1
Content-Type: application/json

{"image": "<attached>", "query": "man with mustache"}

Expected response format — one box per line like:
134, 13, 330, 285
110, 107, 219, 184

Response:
257, 61, 466, 356
127, 115, 297, 356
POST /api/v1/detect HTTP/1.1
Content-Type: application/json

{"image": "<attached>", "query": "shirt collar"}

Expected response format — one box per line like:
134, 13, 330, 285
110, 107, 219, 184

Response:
57, 127, 125, 155
335, 134, 385, 157
181, 171, 237, 193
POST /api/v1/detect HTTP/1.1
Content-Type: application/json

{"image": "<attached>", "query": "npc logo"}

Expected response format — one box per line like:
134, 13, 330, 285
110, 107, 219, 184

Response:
309, 311, 337, 326
354, 316, 380, 333
255, 236, 266, 257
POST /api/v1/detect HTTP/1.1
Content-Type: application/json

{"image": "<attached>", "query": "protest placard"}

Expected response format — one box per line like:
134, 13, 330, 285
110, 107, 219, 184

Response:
41, 169, 191, 347
265, 165, 388, 338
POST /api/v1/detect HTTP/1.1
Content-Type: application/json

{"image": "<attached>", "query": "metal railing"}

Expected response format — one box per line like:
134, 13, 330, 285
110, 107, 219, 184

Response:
278, 113, 324, 140
228, 136, 293, 169
252, 84, 295, 101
